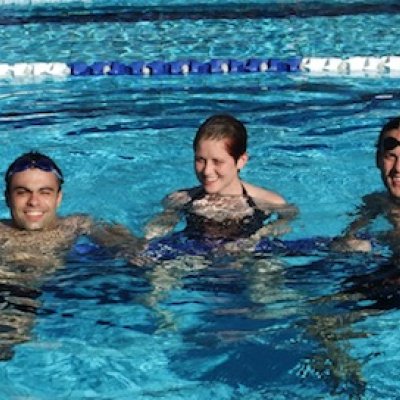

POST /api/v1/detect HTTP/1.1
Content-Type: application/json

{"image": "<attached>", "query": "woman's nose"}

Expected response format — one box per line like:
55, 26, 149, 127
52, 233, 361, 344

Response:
203, 160, 213, 174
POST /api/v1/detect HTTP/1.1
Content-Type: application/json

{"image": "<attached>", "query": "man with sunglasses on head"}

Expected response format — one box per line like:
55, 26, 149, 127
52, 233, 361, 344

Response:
332, 117, 400, 253
0, 151, 143, 360
1, 151, 144, 271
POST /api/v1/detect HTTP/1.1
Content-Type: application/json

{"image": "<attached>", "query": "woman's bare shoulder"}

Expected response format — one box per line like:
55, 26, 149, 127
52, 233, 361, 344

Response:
242, 182, 286, 205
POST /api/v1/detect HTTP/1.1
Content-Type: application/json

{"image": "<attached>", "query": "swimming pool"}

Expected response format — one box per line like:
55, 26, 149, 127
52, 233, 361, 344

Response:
0, 1, 400, 399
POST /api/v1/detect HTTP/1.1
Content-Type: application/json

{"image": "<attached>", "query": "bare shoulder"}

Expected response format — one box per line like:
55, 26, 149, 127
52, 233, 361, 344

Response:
361, 191, 392, 214
0, 219, 12, 230
0, 219, 15, 239
242, 182, 286, 205
59, 214, 94, 234
362, 191, 386, 204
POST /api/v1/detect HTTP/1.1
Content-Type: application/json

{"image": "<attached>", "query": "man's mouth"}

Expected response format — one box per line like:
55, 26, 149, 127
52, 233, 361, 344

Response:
25, 210, 44, 219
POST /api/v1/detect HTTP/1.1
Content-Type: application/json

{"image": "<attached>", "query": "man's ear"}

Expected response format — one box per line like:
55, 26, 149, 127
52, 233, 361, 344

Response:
56, 190, 63, 208
5, 191, 9, 208
237, 152, 249, 171
376, 150, 382, 169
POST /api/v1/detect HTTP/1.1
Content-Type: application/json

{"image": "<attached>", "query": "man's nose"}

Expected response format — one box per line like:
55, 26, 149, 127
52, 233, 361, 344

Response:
27, 192, 39, 205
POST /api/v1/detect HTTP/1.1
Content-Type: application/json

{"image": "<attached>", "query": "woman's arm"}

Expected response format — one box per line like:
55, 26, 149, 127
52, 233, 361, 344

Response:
144, 190, 192, 240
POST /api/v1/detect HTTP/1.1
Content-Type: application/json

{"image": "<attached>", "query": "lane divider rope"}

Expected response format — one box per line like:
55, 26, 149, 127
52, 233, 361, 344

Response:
1, 56, 400, 77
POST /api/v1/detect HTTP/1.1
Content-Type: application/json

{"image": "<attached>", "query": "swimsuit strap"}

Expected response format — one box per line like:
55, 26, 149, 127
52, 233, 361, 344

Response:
187, 184, 259, 210
241, 184, 258, 209
187, 184, 259, 208
186, 187, 206, 207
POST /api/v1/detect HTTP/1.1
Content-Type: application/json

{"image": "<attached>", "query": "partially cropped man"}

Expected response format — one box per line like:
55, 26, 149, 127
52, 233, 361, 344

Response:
332, 116, 400, 254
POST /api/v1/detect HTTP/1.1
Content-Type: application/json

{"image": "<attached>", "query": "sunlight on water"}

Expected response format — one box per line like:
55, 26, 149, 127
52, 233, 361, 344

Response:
0, 1, 400, 399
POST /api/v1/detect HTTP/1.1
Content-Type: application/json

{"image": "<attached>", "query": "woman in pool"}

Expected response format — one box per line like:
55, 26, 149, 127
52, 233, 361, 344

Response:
145, 114, 297, 249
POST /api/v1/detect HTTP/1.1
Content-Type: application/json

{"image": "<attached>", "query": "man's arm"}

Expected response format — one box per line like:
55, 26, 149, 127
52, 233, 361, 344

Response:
330, 194, 382, 252
70, 214, 146, 259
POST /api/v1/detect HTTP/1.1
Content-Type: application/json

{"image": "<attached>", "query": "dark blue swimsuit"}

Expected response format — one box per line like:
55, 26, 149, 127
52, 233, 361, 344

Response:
183, 186, 268, 240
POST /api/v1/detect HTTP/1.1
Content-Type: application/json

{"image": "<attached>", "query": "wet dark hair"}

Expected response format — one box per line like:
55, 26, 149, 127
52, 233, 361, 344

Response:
5, 151, 64, 194
193, 114, 247, 162
376, 117, 400, 166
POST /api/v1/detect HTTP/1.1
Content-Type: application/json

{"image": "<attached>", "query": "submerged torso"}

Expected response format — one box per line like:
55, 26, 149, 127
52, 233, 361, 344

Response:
0, 215, 92, 284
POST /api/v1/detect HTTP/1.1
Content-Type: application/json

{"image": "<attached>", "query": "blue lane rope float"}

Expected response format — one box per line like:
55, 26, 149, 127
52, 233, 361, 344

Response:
2, 56, 400, 77
68, 58, 302, 76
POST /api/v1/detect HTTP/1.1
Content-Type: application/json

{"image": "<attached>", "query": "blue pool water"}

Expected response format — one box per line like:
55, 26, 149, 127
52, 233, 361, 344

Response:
1, 1, 400, 399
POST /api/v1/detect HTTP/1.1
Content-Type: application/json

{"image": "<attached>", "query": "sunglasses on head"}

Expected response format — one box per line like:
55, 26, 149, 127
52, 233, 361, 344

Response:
382, 136, 400, 151
7, 158, 64, 182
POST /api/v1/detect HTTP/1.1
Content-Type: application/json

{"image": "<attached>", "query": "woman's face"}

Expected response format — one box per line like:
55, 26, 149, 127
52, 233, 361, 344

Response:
194, 138, 247, 195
